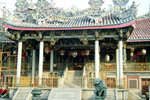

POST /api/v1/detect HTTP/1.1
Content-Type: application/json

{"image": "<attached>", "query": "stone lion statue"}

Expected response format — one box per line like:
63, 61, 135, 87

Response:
94, 79, 107, 100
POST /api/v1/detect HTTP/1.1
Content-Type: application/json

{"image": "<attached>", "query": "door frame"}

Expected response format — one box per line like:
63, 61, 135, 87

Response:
139, 76, 150, 95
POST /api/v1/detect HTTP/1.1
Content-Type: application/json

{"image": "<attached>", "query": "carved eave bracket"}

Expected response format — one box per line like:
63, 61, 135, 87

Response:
79, 31, 89, 45
46, 31, 58, 46
117, 28, 132, 41
11, 31, 23, 41
35, 31, 44, 41
94, 31, 99, 41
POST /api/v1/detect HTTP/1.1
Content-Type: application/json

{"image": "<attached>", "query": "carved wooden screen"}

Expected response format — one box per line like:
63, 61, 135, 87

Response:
106, 77, 116, 88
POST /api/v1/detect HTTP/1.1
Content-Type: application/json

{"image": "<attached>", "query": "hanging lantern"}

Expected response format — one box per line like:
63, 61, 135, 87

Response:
60, 50, 65, 56
130, 52, 133, 57
130, 48, 134, 57
72, 51, 77, 58
141, 49, 146, 55
105, 54, 110, 62
44, 46, 50, 54
81, 51, 85, 56
69, 51, 72, 56
77, 51, 81, 55
13, 50, 16, 55
85, 50, 90, 56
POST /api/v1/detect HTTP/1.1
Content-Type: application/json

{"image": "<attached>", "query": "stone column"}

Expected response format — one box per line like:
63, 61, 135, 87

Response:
95, 39, 99, 79
123, 44, 127, 70
116, 48, 119, 87
50, 50, 54, 72
16, 41, 23, 86
32, 50, 36, 86
38, 41, 44, 86
119, 38, 123, 88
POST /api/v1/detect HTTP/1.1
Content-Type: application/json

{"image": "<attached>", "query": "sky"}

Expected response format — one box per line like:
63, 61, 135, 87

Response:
0, 0, 150, 17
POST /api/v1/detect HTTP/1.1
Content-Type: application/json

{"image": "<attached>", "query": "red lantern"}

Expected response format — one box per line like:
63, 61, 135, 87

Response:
69, 51, 72, 56
44, 46, 50, 54
78, 51, 81, 55
60, 50, 65, 56
81, 51, 85, 56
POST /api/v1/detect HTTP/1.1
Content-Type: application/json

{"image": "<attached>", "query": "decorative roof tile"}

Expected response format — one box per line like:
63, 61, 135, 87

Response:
4, 0, 137, 30
127, 18, 150, 42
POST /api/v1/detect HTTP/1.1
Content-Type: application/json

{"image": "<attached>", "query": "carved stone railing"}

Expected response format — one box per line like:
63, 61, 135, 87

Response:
117, 89, 142, 100
125, 63, 150, 72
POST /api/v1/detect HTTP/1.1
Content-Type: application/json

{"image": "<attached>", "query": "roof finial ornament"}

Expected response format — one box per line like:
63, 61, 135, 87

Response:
88, 0, 104, 16
112, 0, 129, 8
88, 0, 104, 8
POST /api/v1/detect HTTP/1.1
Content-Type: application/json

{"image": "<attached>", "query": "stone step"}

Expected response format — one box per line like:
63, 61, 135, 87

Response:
63, 81, 82, 88
63, 71, 83, 88
67, 71, 83, 77
12, 88, 31, 100
48, 88, 82, 100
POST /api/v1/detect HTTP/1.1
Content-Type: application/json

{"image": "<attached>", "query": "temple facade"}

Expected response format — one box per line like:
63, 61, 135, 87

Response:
0, 0, 150, 97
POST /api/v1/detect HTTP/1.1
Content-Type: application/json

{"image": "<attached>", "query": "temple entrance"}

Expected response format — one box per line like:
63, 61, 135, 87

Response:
142, 78, 150, 95
68, 55, 85, 70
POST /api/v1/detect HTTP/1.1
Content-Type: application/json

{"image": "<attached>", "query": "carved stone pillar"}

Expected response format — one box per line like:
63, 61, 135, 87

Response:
50, 49, 54, 72
123, 44, 127, 70
116, 48, 119, 87
32, 49, 36, 86
95, 39, 100, 78
16, 41, 23, 86
38, 41, 44, 86
119, 38, 123, 88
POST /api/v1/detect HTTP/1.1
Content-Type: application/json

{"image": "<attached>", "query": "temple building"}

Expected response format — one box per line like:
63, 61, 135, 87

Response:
0, 0, 150, 99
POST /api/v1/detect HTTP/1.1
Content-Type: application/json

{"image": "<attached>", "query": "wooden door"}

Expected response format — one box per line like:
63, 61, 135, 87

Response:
142, 79, 150, 95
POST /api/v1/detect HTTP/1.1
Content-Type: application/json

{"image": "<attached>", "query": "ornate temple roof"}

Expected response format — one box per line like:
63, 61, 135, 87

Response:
4, 0, 137, 30
127, 17, 150, 42
0, 18, 13, 43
